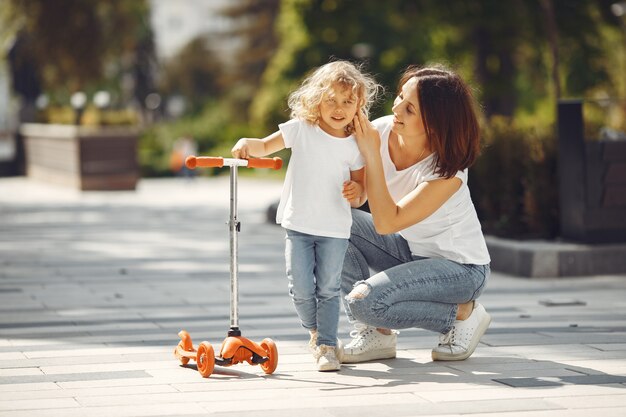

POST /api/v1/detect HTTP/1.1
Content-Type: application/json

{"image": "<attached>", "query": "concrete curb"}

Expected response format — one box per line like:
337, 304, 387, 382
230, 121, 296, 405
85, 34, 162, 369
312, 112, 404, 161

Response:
486, 235, 626, 278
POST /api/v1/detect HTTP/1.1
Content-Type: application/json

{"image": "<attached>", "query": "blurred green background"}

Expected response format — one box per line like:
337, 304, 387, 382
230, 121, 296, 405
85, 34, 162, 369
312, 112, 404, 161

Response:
1, 0, 625, 239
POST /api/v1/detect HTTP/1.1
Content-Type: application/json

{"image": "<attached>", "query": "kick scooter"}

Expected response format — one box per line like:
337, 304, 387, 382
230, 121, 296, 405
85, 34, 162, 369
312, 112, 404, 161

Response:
174, 155, 283, 378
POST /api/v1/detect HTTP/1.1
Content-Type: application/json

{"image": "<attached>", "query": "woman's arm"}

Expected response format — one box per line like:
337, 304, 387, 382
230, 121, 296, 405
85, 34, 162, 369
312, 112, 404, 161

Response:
231, 131, 286, 158
378, 177, 462, 233
353, 112, 460, 234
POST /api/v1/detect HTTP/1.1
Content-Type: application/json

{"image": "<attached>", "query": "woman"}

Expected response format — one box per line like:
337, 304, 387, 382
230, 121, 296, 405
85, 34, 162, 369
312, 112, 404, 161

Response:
340, 64, 491, 363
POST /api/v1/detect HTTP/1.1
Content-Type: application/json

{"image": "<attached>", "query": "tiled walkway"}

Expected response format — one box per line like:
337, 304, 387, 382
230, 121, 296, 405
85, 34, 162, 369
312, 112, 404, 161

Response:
1, 177, 625, 416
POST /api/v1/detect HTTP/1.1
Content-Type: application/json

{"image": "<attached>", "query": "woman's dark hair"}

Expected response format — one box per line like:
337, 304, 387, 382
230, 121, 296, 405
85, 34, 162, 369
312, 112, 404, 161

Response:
398, 64, 481, 179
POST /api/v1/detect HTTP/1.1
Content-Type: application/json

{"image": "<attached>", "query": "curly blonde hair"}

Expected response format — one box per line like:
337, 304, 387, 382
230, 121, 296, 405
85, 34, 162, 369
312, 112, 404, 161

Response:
288, 60, 382, 134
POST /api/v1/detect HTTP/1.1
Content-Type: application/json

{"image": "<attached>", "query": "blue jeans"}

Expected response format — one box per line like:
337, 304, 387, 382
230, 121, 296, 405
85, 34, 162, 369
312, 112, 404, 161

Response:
341, 209, 489, 334
285, 230, 349, 347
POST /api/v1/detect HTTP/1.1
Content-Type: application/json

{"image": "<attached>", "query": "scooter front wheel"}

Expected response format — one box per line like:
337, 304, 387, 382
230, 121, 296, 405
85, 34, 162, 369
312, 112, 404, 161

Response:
196, 342, 215, 378
259, 338, 278, 374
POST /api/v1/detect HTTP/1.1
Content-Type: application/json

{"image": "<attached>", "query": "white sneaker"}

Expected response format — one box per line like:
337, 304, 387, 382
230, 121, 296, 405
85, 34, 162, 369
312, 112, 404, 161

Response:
432, 303, 491, 361
309, 330, 344, 362
341, 323, 397, 363
334, 338, 344, 363
315, 344, 341, 371
308, 330, 318, 354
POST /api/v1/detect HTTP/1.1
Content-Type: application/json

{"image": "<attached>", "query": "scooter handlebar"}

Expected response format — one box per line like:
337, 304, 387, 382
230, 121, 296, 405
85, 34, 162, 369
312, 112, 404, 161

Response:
246, 157, 283, 170
185, 156, 223, 169
185, 156, 282, 170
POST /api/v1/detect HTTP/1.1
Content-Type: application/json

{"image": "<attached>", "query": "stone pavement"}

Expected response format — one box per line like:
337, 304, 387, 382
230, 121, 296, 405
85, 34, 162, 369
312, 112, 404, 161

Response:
0, 176, 625, 417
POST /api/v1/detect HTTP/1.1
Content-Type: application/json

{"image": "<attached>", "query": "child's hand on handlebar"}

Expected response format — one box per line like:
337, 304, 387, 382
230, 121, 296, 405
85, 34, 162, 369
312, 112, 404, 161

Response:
231, 139, 250, 159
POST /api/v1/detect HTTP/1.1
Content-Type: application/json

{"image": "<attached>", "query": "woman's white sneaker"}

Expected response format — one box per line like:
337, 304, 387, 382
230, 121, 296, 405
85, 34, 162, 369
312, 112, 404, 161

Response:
341, 323, 397, 363
432, 303, 491, 361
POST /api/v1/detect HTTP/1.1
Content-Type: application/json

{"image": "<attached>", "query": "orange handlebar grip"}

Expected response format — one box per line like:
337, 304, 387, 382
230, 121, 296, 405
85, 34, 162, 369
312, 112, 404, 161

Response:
185, 156, 224, 169
247, 157, 283, 170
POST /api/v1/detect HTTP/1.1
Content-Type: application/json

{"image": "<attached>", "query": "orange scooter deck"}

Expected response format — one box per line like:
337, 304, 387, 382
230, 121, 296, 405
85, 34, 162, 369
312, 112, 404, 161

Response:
175, 330, 278, 378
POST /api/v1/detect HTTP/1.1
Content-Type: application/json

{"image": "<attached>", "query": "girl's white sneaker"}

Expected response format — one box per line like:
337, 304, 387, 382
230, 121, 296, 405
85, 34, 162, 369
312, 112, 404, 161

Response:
316, 345, 341, 371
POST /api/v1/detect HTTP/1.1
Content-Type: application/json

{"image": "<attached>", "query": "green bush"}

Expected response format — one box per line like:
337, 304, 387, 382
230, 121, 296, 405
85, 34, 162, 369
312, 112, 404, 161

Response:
41, 105, 139, 126
470, 116, 558, 239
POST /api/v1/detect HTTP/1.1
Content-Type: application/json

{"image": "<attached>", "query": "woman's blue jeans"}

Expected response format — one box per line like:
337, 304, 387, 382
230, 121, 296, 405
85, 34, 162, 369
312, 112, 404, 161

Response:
341, 209, 489, 334
285, 229, 349, 347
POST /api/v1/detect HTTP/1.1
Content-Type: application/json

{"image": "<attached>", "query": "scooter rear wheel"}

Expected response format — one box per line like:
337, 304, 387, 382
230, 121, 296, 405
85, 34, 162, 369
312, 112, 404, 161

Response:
174, 341, 190, 365
259, 338, 278, 374
196, 342, 215, 378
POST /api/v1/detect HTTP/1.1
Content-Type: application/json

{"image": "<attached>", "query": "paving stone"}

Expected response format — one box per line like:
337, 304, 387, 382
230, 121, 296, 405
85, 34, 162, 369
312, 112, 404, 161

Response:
418, 383, 626, 402
547, 393, 626, 409
0, 367, 43, 377
0, 397, 79, 411
494, 374, 626, 387
0, 382, 60, 392
0, 370, 151, 384
3, 383, 178, 401
0, 402, 208, 417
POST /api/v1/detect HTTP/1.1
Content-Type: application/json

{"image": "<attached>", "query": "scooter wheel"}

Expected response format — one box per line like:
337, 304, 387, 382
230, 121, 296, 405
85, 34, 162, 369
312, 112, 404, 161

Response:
196, 342, 215, 378
174, 341, 190, 365
259, 338, 278, 374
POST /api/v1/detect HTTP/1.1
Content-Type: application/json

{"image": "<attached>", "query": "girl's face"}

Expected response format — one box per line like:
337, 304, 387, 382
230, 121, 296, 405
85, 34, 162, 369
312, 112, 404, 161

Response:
318, 83, 360, 137
391, 77, 425, 138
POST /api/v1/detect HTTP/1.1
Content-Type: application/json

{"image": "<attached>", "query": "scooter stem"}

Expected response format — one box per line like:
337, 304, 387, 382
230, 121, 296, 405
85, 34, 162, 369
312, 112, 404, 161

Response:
228, 165, 241, 335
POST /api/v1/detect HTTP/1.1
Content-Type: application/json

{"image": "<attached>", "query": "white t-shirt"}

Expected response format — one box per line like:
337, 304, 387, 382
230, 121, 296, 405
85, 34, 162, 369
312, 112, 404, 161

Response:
276, 119, 365, 239
374, 115, 491, 265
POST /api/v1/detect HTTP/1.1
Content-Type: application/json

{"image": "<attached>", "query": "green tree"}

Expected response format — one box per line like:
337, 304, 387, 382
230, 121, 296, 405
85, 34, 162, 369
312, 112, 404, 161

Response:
249, 0, 623, 125
250, 0, 311, 130
159, 36, 225, 114
220, 0, 281, 115
1, 0, 154, 102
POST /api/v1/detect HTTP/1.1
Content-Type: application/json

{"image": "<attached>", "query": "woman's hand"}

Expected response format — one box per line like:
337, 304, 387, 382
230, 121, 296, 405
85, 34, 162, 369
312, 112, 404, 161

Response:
353, 110, 381, 160
231, 138, 251, 159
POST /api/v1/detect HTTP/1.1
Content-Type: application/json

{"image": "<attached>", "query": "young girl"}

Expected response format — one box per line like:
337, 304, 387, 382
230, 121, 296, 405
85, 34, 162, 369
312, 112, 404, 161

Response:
231, 60, 381, 371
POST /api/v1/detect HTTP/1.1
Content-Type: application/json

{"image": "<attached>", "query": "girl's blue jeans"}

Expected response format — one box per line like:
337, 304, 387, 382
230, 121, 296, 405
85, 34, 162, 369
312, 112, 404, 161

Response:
285, 229, 349, 347
341, 209, 489, 334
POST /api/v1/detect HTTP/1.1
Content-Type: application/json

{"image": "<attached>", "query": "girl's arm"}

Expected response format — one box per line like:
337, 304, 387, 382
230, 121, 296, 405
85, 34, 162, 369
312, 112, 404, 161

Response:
231, 131, 286, 158
342, 168, 367, 208
352, 112, 460, 234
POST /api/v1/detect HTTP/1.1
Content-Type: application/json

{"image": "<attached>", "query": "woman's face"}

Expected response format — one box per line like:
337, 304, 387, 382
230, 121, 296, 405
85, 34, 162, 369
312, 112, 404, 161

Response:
318, 83, 359, 137
391, 77, 425, 138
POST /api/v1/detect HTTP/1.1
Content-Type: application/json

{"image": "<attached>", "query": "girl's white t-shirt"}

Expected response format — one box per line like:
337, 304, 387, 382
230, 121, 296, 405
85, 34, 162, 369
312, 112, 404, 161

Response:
374, 115, 491, 265
276, 119, 365, 239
